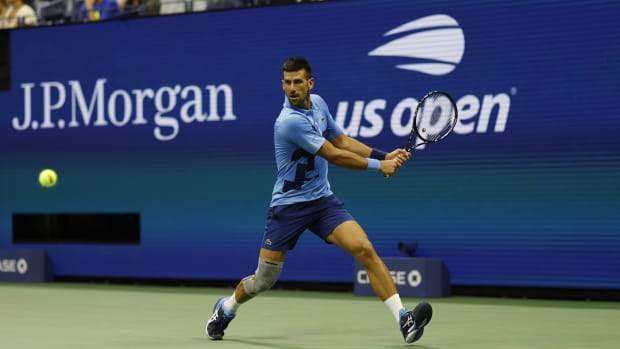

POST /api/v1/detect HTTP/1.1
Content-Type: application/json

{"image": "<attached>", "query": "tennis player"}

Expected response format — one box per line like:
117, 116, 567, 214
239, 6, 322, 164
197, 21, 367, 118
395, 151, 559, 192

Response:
207, 57, 432, 343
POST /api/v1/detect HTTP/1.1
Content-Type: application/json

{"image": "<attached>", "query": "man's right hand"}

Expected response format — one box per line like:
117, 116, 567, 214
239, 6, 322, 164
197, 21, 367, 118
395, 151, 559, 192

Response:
380, 154, 408, 177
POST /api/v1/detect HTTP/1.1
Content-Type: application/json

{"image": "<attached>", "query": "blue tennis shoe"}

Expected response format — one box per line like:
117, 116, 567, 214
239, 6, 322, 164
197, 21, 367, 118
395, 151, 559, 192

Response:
400, 301, 433, 343
206, 297, 236, 340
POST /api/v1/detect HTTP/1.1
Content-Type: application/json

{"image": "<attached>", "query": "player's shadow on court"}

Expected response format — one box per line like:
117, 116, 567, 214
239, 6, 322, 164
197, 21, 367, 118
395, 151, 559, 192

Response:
225, 337, 443, 349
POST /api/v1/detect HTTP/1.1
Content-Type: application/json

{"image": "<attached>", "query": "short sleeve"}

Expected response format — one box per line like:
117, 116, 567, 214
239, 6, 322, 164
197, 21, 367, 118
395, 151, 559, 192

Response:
279, 114, 326, 154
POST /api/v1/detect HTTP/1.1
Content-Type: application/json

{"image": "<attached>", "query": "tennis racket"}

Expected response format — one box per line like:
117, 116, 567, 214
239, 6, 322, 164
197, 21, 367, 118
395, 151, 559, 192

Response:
404, 90, 458, 151
385, 90, 457, 178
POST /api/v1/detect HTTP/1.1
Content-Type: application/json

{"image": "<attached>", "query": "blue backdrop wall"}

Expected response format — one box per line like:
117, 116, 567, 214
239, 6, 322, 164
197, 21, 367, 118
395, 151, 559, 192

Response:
1, 0, 618, 288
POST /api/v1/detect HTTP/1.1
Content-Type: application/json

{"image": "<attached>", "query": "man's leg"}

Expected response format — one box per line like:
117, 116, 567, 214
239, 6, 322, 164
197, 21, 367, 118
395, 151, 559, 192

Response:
206, 248, 286, 340
232, 248, 286, 304
326, 220, 396, 300
326, 220, 432, 343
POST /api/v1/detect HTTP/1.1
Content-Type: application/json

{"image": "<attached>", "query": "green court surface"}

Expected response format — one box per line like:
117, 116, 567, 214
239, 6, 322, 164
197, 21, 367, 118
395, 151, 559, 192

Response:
0, 283, 618, 349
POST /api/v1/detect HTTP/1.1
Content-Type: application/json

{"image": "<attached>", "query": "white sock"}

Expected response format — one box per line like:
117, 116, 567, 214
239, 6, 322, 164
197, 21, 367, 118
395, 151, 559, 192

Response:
223, 291, 240, 313
384, 294, 405, 323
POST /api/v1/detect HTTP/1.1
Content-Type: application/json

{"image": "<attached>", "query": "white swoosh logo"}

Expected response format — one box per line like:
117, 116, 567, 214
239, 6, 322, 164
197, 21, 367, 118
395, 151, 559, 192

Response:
369, 15, 465, 76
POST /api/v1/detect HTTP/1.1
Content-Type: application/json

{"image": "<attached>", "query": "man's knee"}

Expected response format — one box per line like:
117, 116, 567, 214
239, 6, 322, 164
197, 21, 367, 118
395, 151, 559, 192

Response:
241, 258, 283, 297
352, 239, 376, 259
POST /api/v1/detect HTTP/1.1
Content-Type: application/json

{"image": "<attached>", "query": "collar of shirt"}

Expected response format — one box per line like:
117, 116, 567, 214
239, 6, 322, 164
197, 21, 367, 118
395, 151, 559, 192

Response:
283, 96, 315, 116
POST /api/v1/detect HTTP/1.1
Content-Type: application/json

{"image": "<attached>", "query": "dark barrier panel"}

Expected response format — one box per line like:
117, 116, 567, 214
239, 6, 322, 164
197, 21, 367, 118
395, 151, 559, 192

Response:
0, 30, 9, 90
13, 213, 140, 244
0, 1, 618, 288
355, 258, 451, 298
0, 249, 52, 282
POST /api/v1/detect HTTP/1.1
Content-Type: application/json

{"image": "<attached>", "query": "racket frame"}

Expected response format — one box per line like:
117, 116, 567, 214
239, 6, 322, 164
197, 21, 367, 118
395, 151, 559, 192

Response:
404, 90, 458, 151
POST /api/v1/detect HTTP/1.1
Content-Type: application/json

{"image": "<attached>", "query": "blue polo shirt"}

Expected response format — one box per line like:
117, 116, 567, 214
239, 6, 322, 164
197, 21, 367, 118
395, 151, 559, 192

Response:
270, 94, 344, 207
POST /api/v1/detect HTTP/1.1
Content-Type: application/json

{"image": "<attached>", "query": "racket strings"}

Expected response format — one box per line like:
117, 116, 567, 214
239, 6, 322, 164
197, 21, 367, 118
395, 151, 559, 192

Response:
416, 93, 457, 143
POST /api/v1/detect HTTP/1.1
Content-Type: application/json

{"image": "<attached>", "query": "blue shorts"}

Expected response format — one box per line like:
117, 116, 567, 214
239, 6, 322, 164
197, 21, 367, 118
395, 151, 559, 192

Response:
261, 195, 354, 251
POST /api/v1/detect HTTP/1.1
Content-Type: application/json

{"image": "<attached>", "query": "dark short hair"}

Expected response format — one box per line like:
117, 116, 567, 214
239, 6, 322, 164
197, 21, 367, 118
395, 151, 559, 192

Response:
282, 57, 312, 78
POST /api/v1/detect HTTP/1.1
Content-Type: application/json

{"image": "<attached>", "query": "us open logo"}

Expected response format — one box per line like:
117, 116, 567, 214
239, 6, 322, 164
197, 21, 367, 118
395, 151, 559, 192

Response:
369, 14, 465, 76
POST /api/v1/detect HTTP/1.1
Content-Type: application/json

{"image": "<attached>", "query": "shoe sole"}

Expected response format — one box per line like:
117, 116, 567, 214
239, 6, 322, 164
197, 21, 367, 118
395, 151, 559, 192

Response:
406, 301, 433, 343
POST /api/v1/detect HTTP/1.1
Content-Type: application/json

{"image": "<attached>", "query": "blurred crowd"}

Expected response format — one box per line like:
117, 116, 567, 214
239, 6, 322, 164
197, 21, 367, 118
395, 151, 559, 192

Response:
0, 0, 323, 29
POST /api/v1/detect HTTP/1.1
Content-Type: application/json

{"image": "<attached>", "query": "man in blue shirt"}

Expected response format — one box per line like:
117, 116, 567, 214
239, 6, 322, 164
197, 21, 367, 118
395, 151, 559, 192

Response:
207, 57, 432, 344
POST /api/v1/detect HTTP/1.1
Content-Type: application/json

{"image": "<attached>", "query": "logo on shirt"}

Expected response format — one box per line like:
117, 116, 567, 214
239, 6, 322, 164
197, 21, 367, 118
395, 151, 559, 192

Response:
368, 14, 465, 76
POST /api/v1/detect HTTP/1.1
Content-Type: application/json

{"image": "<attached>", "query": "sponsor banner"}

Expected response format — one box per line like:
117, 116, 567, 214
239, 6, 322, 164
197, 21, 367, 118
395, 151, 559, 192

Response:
0, 4, 521, 152
0, 249, 52, 282
0, 1, 618, 288
354, 258, 451, 297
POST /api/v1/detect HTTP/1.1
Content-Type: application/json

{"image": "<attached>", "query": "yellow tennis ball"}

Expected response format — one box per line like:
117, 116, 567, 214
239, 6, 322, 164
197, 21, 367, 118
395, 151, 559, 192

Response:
39, 169, 58, 188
